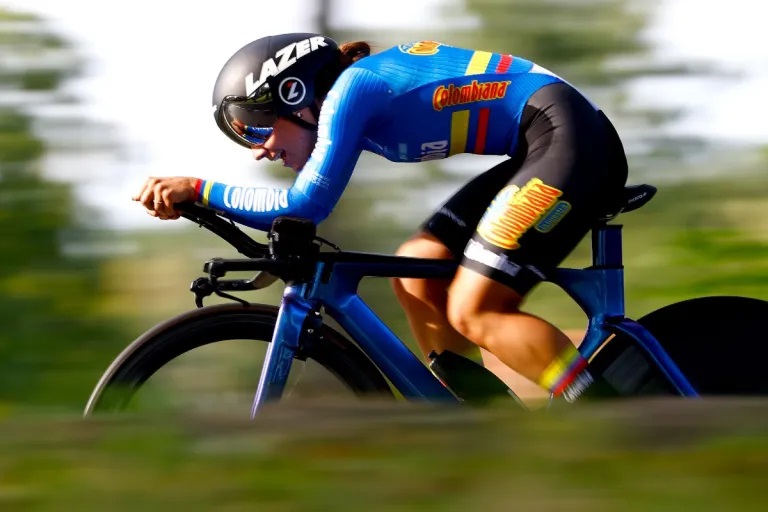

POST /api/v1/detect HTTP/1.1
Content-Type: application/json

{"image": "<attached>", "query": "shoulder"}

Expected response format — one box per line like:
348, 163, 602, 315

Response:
331, 63, 391, 93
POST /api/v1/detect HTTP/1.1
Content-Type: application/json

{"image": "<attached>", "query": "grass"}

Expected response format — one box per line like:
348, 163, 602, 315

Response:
1, 399, 768, 510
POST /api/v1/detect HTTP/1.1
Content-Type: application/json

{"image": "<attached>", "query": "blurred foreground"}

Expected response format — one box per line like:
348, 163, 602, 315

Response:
1, 399, 767, 510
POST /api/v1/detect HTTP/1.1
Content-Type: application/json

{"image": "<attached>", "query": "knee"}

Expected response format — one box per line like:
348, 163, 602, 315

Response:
446, 294, 481, 342
394, 235, 441, 259
447, 295, 522, 350
446, 271, 523, 345
391, 239, 420, 296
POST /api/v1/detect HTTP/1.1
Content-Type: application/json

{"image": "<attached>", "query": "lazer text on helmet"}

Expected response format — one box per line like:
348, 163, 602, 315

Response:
245, 37, 328, 97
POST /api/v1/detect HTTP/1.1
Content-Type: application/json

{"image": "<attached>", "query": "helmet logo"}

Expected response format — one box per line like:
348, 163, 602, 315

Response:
245, 36, 328, 97
279, 77, 306, 106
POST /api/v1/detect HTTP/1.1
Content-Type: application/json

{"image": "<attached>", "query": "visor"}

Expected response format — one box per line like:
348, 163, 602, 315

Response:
216, 83, 278, 148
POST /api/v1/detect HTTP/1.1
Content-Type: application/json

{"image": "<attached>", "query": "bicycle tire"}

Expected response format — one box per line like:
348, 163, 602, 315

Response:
587, 296, 768, 397
84, 303, 394, 414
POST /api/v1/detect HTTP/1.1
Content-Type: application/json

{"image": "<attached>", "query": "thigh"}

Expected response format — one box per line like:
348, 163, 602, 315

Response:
461, 83, 628, 296
396, 231, 455, 260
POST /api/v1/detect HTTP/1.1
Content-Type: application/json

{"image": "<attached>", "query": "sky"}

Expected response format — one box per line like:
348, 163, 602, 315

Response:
4, 0, 768, 229
631, 0, 768, 143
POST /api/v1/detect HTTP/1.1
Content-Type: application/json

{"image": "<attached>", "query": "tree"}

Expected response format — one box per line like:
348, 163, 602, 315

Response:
0, 8, 131, 409
450, 0, 724, 175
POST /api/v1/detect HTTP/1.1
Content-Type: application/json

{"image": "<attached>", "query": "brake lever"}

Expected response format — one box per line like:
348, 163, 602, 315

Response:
190, 277, 213, 308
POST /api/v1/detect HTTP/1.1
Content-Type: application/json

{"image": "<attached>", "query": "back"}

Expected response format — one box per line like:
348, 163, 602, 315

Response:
350, 41, 566, 160
222, 40, 582, 229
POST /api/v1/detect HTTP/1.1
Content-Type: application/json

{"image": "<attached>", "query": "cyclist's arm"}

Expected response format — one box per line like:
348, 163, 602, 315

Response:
196, 68, 390, 231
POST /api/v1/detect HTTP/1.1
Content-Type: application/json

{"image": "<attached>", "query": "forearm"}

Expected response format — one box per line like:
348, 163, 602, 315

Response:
195, 179, 330, 231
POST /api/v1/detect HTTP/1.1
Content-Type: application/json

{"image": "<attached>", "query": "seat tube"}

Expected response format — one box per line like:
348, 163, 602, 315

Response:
591, 222, 626, 321
592, 223, 623, 268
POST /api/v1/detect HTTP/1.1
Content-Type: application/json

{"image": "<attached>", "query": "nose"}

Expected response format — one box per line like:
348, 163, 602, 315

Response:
251, 145, 270, 160
251, 146, 284, 162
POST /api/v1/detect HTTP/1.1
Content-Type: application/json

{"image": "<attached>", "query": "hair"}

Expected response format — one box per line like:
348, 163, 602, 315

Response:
315, 41, 372, 99
339, 41, 372, 67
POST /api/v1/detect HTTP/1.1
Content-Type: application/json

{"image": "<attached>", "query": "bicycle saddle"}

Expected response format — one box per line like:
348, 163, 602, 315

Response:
601, 184, 657, 220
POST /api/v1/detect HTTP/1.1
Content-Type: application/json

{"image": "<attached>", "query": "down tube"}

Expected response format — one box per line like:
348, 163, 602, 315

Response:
328, 296, 457, 402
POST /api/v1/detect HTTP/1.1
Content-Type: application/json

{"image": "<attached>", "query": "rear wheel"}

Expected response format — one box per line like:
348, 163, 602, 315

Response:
84, 304, 394, 414
587, 296, 768, 397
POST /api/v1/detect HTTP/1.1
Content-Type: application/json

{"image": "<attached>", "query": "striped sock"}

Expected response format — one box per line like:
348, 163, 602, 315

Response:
538, 344, 594, 402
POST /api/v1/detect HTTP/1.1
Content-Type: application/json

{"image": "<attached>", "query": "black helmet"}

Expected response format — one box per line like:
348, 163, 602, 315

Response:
212, 33, 340, 148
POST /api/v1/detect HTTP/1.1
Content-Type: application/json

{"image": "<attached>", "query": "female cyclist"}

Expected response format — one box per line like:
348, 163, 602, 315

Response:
133, 33, 628, 403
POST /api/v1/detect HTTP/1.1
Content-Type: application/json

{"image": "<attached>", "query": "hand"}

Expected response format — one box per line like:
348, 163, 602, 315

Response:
231, 118, 248, 136
132, 176, 198, 220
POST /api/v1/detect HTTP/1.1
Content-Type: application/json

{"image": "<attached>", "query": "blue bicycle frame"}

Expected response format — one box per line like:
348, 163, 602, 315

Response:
250, 221, 698, 417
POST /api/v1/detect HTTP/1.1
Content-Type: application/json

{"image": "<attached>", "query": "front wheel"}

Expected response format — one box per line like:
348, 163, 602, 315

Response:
84, 304, 394, 414
587, 296, 768, 397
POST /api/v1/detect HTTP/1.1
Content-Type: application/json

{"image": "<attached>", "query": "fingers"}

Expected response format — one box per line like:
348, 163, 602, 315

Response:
136, 177, 158, 210
231, 119, 246, 135
144, 209, 179, 220
153, 181, 174, 217
134, 176, 189, 221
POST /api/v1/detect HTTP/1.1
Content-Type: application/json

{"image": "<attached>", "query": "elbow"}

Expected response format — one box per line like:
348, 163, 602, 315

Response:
307, 204, 333, 226
287, 188, 334, 226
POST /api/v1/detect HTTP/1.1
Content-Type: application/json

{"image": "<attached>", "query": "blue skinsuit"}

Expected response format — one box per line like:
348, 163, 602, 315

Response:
198, 42, 565, 231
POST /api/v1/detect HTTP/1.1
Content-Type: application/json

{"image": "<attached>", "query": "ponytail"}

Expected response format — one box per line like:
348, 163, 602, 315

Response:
315, 40, 372, 99
339, 41, 371, 67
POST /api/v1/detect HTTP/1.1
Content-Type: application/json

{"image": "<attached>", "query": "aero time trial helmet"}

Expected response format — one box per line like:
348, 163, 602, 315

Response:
212, 33, 340, 148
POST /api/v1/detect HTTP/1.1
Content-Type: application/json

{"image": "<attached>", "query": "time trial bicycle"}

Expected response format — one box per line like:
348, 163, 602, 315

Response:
83, 183, 768, 416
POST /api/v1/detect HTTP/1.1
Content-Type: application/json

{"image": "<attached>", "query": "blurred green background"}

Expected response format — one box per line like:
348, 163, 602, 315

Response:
1, 1, 767, 509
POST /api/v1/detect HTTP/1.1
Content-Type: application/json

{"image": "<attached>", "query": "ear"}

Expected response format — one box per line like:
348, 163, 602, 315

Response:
310, 99, 323, 123
298, 105, 319, 125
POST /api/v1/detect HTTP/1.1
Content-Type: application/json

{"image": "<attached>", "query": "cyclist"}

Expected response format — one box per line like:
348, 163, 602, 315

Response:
133, 33, 628, 403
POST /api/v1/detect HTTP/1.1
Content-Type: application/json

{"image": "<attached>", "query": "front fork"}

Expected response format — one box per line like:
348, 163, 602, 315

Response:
251, 285, 320, 418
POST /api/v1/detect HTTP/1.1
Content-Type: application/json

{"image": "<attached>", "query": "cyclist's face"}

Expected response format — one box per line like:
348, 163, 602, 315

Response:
251, 107, 317, 172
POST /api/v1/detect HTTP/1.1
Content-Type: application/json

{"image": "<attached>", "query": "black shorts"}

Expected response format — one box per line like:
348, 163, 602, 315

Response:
422, 82, 628, 295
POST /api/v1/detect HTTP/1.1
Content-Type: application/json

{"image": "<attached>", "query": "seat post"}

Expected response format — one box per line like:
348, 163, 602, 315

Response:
592, 223, 623, 268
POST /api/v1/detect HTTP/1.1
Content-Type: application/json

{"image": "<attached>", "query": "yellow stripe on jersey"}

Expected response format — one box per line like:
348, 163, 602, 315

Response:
202, 180, 214, 206
450, 52, 496, 154
449, 110, 470, 155
465, 51, 493, 75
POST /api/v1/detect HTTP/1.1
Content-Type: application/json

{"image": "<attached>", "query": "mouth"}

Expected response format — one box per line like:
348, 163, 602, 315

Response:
267, 149, 299, 171
279, 152, 295, 170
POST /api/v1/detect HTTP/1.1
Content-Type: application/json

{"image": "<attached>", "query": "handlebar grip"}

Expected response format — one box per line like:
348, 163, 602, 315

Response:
203, 257, 290, 277
215, 279, 258, 291
175, 201, 212, 217
215, 273, 278, 291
